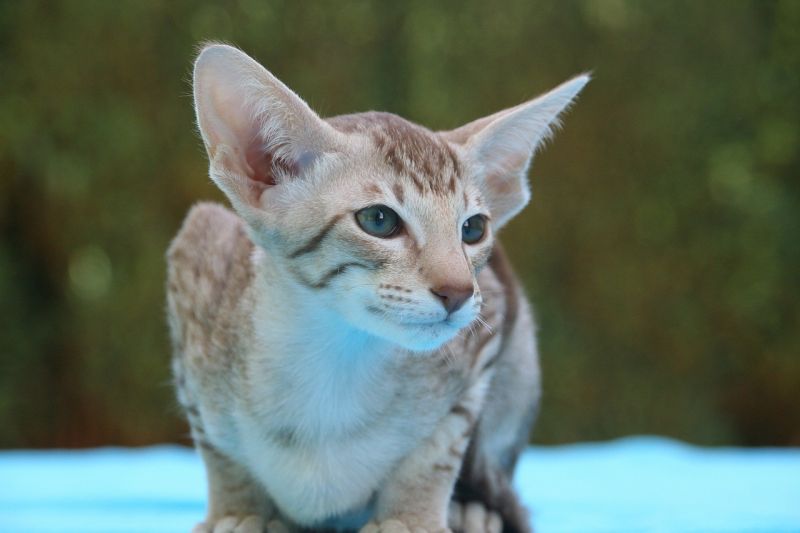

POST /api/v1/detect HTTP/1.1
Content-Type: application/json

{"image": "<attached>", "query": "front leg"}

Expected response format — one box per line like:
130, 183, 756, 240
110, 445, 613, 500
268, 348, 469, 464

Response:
194, 443, 288, 533
363, 378, 490, 533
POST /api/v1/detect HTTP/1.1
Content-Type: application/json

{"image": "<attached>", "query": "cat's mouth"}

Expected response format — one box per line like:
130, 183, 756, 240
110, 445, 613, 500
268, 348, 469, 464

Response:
367, 306, 469, 327
358, 307, 471, 352
405, 318, 456, 330
363, 304, 475, 351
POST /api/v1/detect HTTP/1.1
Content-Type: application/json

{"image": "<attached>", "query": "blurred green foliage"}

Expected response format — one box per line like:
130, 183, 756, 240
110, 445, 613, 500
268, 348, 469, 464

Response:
1, 0, 798, 448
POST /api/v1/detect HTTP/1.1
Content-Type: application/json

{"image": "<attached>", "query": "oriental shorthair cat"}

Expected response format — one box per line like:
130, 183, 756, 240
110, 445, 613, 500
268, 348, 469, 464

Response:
167, 44, 588, 533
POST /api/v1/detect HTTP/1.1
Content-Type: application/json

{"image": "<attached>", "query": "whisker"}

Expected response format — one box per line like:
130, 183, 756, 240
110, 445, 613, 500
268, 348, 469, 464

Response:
480, 288, 505, 295
475, 313, 494, 334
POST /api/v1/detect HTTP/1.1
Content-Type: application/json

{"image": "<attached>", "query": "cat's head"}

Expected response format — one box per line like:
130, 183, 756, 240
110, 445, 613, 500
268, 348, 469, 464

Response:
193, 44, 587, 352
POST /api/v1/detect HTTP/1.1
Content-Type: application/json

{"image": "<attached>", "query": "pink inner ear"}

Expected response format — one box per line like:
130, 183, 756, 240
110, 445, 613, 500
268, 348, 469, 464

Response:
245, 142, 277, 187
245, 142, 302, 188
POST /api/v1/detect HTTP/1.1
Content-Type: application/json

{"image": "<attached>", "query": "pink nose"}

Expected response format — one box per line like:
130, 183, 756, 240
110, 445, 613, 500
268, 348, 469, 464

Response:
430, 284, 474, 314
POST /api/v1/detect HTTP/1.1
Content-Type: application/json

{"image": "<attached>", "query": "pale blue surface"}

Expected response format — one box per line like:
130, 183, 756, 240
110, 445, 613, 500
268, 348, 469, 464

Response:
1, 437, 798, 532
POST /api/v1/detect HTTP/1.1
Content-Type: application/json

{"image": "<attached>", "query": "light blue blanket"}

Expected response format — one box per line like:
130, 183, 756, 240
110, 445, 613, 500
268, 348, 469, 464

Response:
2, 437, 798, 532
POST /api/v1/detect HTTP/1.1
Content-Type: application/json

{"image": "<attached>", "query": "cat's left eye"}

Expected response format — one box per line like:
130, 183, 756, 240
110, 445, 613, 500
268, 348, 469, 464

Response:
355, 205, 401, 238
462, 215, 487, 244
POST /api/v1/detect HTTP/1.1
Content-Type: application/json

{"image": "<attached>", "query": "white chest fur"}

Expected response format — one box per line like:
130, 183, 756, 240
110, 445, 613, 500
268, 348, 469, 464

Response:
238, 410, 416, 525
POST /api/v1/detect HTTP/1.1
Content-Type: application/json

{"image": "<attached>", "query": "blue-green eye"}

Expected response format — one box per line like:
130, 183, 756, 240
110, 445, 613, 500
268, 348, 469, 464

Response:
462, 215, 487, 244
355, 205, 401, 238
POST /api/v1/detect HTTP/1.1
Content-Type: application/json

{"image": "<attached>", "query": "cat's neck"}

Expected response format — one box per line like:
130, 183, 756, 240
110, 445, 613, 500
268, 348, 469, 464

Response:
247, 246, 403, 439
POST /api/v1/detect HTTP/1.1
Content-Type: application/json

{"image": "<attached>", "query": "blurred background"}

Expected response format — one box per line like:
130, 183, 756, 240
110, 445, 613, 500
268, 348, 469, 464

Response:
1, 0, 798, 449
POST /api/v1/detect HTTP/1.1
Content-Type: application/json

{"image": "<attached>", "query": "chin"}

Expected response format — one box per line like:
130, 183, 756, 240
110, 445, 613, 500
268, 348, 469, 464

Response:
374, 318, 469, 353
344, 302, 476, 353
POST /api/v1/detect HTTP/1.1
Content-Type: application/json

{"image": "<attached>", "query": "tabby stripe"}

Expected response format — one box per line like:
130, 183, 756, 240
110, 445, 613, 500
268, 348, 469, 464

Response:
448, 445, 465, 458
288, 213, 345, 258
447, 144, 462, 178
393, 182, 405, 205
315, 262, 370, 288
450, 404, 476, 428
291, 261, 374, 290
487, 244, 520, 360
433, 463, 456, 473
195, 437, 224, 458
409, 173, 425, 193
267, 427, 300, 448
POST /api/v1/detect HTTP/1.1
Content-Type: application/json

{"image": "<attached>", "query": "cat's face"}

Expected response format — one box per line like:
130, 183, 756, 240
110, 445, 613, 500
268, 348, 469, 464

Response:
193, 44, 587, 352
256, 113, 493, 351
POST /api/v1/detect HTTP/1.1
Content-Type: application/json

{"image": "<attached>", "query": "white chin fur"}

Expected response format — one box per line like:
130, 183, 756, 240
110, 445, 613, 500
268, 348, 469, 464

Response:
332, 294, 476, 353
368, 315, 472, 353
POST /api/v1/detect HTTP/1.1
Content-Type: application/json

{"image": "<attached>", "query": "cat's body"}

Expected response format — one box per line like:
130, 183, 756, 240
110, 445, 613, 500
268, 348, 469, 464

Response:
168, 202, 535, 531
167, 45, 587, 533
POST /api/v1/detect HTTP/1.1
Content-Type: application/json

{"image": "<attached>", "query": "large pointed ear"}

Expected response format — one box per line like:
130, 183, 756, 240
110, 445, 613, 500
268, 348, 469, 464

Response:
193, 44, 340, 218
443, 74, 589, 229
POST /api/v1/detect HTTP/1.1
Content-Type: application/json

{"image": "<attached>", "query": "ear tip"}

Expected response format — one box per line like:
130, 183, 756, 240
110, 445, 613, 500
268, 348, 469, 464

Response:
563, 73, 592, 94
540, 73, 591, 108
194, 43, 242, 71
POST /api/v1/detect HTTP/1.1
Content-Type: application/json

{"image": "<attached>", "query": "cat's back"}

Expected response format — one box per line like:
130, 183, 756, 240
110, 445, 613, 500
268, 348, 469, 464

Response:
166, 202, 256, 365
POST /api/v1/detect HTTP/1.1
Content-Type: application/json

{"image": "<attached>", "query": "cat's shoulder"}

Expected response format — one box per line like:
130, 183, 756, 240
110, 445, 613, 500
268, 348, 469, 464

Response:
166, 202, 255, 328
167, 202, 253, 281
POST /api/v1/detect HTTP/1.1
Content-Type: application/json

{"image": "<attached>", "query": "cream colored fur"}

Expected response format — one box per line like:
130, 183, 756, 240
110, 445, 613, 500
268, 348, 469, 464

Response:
167, 44, 587, 533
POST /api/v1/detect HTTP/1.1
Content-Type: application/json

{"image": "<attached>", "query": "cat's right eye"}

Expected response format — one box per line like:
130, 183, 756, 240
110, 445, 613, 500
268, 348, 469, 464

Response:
355, 205, 401, 238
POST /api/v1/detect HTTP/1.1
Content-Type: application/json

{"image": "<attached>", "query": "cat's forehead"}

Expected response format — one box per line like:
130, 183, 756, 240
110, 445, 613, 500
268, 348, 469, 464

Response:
328, 112, 465, 198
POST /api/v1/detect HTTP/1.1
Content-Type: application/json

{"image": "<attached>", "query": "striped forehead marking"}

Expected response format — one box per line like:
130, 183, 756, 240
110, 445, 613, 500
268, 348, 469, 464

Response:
328, 112, 463, 196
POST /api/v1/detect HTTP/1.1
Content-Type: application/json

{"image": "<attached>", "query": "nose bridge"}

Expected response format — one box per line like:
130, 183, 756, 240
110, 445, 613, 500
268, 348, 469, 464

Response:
421, 236, 474, 314
421, 234, 472, 287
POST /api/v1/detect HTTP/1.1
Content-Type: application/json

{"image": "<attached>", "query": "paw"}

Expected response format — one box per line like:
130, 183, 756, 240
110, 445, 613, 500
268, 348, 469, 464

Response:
193, 515, 289, 533
448, 502, 501, 533
360, 518, 451, 533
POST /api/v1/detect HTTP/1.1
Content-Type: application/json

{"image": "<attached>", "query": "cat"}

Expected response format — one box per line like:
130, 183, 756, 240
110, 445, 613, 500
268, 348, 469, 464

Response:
167, 43, 588, 533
